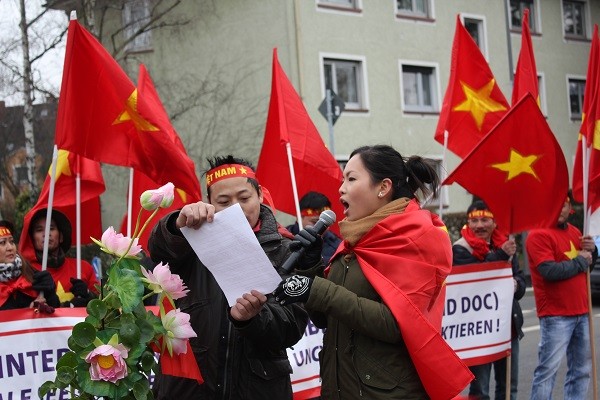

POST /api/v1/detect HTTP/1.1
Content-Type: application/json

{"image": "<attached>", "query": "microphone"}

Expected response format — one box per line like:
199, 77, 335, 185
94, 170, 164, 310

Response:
281, 210, 336, 273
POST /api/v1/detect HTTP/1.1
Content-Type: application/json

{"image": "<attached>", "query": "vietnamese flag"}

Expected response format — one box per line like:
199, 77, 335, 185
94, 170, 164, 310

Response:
511, 9, 539, 106
444, 94, 568, 234
573, 25, 599, 203
256, 49, 343, 232
435, 16, 509, 158
54, 19, 201, 202
19, 150, 104, 262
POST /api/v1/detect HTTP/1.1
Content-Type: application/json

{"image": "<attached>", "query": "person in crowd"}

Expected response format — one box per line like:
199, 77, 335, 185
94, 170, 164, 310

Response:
526, 193, 597, 400
453, 200, 526, 400
148, 155, 311, 400
0, 220, 59, 312
286, 191, 341, 265
274, 144, 471, 399
20, 209, 98, 307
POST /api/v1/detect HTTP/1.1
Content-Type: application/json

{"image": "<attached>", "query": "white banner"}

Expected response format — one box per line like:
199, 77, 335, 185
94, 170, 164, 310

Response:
0, 308, 323, 399
441, 261, 514, 366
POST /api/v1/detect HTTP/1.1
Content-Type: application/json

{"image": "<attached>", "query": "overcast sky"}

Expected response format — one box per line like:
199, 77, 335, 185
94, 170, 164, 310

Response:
0, 0, 67, 106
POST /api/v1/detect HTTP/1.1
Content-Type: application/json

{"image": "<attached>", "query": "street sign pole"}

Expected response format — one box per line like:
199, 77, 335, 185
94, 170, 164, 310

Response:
325, 89, 335, 154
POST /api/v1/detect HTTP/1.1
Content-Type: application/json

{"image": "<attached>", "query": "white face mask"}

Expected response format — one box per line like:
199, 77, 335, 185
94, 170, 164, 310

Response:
0, 256, 22, 283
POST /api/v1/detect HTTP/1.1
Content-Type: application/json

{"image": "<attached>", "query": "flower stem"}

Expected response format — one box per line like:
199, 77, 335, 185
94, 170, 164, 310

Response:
137, 208, 160, 240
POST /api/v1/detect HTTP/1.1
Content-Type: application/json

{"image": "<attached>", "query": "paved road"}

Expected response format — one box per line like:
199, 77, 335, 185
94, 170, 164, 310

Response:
458, 290, 600, 399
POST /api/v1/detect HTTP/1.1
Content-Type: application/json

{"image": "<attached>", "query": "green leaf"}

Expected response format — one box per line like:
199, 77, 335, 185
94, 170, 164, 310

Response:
72, 322, 97, 348
87, 299, 108, 319
140, 351, 156, 372
77, 365, 114, 397
120, 312, 136, 325
133, 378, 150, 400
84, 315, 100, 327
120, 257, 142, 273
68, 335, 84, 352
56, 351, 78, 369
136, 318, 155, 343
38, 380, 56, 398
120, 322, 141, 347
108, 268, 144, 313
55, 366, 76, 388
125, 344, 146, 367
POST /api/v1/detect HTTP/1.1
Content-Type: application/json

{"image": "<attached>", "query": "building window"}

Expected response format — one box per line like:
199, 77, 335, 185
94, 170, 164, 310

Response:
396, 0, 432, 19
537, 73, 548, 116
13, 165, 29, 185
317, 0, 359, 10
462, 15, 487, 57
122, 0, 152, 53
400, 63, 439, 113
323, 57, 367, 111
568, 78, 585, 119
510, 0, 538, 33
563, 1, 587, 39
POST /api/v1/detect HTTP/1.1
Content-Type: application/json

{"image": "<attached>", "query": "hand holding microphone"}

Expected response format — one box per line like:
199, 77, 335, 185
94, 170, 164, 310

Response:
281, 210, 336, 273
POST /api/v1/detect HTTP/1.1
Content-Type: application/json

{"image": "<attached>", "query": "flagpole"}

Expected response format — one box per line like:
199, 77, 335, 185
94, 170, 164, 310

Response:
285, 143, 303, 230
581, 137, 599, 400
42, 145, 59, 271
127, 168, 134, 237
76, 159, 82, 279
439, 130, 449, 219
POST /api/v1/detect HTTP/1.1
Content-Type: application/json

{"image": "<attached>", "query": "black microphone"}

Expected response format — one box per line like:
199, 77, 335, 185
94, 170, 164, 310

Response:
281, 210, 336, 273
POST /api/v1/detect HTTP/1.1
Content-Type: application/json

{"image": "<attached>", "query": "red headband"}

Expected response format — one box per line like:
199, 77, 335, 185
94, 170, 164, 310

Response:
0, 227, 12, 238
301, 206, 331, 217
468, 210, 494, 219
206, 164, 256, 188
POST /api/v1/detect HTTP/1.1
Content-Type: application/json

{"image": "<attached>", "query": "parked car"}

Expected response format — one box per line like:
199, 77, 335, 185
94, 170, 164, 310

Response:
591, 258, 600, 297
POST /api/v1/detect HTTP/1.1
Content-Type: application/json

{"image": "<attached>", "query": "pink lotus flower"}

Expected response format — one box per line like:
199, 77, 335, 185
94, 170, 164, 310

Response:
161, 309, 197, 355
141, 262, 189, 300
85, 343, 129, 383
140, 182, 175, 211
92, 227, 142, 258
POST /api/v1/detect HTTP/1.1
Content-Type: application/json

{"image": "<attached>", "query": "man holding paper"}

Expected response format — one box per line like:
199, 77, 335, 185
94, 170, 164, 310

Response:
148, 155, 317, 400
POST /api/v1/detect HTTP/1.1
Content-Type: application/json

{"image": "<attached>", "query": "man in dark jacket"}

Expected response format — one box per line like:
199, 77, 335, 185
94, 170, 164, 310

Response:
149, 155, 314, 400
286, 191, 341, 265
453, 200, 526, 400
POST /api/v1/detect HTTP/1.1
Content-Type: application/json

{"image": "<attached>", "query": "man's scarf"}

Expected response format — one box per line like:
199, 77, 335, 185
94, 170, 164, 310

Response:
460, 225, 508, 261
336, 198, 473, 399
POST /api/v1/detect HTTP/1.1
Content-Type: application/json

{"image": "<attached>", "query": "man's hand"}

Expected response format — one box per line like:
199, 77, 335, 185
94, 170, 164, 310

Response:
32, 271, 55, 293
273, 275, 313, 306
290, 227, 323, 269
580, 235, 596, 252
501, 239, 517, 257
579, 250, 593, 266
230, 290, 267, 321
176, 202, 216, 229
70, 278, 89, 298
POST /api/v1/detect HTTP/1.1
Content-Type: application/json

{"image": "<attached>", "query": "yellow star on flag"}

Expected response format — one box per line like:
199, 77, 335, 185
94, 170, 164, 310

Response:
47, 149, 73, 181
56, 281, 74, 303
113, 89, 159, 131
453, 79, 508, 130
491, 149, 541, 181
563, 241, 579, 260
176, 188, 187, 203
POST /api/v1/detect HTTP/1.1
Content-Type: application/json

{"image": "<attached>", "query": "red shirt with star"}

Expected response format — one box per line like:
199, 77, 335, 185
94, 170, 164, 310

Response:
30, 257, 99, 304
526, 223, 589, 317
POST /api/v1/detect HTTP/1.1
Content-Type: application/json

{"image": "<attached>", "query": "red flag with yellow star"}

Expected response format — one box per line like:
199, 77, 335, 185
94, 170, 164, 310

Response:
444, 94, 568, 234
54, 20, 201, 201
256, 49, 343, 233
435, 16, 509, 158
19, 150, 104, 262
511, 9, 539, 106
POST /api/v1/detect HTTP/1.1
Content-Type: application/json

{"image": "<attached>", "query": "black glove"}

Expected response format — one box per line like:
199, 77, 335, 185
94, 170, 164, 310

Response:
32, 271, 56, 293
273, 275, 313, 306
290, 226, 323, 269
70, 278, 89, 298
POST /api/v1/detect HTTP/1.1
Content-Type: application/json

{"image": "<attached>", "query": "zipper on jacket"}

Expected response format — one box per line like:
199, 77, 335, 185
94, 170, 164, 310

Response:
348, 330, 364, 397
221, 322, 234, 399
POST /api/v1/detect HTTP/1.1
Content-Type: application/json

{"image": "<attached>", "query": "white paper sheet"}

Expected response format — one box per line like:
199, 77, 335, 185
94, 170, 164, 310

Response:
180, 203, 283, 306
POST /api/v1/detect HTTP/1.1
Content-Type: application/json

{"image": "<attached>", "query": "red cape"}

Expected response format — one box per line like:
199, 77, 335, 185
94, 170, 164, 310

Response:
335, 201, 473, 399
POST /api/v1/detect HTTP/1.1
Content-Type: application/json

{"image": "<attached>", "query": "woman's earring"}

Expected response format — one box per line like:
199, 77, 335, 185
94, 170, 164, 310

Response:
378, 192, 383, 198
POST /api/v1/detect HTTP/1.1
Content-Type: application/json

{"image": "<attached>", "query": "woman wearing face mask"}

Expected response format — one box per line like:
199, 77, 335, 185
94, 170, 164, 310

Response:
0, 220, 59, 312
275, 145, 473, 399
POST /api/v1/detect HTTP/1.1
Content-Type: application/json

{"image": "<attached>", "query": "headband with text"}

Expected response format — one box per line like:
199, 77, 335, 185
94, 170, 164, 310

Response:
467, 209, 494, 220
301, 206, 331, 217
0, 227, 12, 238
206, 164, 256, 188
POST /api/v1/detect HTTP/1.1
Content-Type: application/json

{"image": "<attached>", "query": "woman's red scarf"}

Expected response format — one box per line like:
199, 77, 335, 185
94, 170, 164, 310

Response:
0, 276, 37, 307
332, 199, 473, 400
460, 225, 507, 261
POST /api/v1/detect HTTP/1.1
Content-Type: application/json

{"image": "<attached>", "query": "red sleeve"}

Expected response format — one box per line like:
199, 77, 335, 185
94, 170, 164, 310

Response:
526, 230, 555, 268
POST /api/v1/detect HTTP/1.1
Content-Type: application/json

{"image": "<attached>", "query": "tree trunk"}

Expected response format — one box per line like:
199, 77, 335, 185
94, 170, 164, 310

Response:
19, 0, 38, 195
